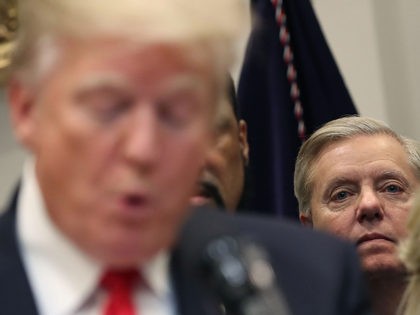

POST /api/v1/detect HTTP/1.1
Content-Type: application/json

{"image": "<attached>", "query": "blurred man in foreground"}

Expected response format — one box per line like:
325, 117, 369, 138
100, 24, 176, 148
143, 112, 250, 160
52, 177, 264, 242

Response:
0, 1, 373, 314
3, 0, 245, 313
190, 77, 249, 212
295, 116, 420, 315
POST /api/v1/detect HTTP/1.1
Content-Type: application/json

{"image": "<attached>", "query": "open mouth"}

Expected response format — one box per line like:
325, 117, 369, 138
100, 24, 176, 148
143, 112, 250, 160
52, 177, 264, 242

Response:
122, 194, 147, 208
191, 182, 225, 208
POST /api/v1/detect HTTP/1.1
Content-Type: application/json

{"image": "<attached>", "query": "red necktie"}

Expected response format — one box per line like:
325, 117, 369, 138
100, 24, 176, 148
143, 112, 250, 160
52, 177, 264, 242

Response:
100, 269, 140, 315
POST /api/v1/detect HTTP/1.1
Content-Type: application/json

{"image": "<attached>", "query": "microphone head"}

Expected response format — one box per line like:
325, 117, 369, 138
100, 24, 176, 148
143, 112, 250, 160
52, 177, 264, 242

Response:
200, 235, 278, 311
175, 207, 291, 315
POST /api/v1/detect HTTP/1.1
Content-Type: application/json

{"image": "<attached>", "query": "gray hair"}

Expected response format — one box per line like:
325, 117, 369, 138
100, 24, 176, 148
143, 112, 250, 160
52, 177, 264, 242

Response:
9, 0, 246, 85
294, 116, 420, 216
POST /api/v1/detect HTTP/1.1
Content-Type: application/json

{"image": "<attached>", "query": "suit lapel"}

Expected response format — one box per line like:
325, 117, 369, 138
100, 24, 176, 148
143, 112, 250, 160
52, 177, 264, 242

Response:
0, 187, 39, 315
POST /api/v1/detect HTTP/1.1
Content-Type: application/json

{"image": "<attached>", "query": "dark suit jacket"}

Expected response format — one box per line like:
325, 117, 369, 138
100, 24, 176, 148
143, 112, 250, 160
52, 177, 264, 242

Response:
171, 207, 373, 315
0, 191, 372, 315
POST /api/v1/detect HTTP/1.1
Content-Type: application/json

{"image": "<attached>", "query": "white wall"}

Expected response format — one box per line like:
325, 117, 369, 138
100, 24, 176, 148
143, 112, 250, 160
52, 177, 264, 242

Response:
312, 0, 420, 139
371, 0, 420, 138
1, 0, 420, 206
0, 89, 26, 206
312, 0, 388, 122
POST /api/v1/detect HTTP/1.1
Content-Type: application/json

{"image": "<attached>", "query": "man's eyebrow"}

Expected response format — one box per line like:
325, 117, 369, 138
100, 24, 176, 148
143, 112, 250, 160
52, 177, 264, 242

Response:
322, 177, 357, 199
159, 74, 206, 95
375, 170, 410, 186
74, 74, 130, 93
325, 177, 356, 190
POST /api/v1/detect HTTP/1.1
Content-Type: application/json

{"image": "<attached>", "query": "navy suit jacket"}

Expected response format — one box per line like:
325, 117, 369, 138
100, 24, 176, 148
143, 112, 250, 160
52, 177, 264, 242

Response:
0, 191, 373, 315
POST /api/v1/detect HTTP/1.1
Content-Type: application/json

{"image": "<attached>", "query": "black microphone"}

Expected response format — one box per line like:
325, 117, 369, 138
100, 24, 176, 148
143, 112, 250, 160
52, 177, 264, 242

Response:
200, 235, 292, 315
177, 207, 292, 315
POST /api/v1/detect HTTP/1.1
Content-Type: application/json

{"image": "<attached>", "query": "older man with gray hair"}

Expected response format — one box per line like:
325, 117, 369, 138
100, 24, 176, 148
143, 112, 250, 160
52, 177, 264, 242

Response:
295, 115, 420, 315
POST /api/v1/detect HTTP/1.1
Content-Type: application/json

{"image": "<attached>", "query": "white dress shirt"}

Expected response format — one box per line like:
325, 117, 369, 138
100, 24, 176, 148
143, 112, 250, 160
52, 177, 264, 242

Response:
17, 159, 177, 315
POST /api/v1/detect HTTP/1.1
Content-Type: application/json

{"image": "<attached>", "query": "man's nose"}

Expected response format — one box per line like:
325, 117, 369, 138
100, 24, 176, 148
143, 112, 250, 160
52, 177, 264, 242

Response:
204, 146, 223, 173
356, 188, 384, 223
123, 106, 160, 169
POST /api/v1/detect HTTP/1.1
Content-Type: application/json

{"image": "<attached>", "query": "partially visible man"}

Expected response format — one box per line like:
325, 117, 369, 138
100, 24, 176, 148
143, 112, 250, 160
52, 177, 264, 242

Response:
190, 77, 249, 212
294, 116, 420, 315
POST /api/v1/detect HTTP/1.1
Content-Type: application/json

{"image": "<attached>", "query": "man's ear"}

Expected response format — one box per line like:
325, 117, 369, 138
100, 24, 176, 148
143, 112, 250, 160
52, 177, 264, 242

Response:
299, 212, 313, 227
7, 79, 38, 151
238, 119, 249, 166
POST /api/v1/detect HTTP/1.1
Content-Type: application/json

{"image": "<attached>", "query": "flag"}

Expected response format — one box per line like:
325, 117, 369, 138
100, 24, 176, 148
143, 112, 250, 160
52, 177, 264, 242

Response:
237, 0, 358, 219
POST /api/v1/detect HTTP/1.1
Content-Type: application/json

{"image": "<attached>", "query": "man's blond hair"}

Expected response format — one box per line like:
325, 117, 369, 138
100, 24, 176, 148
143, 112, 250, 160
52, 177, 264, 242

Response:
10, 0, 246, 84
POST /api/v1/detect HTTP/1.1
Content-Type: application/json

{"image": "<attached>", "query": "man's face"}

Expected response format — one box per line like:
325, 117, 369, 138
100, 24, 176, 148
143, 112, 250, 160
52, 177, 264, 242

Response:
301, 134, 419, 276
190, 97, 248, 211
10, 39, 216, 267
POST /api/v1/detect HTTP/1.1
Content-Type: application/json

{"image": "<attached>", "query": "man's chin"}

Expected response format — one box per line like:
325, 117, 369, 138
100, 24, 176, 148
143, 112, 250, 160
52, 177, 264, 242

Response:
361, 256, 407, 280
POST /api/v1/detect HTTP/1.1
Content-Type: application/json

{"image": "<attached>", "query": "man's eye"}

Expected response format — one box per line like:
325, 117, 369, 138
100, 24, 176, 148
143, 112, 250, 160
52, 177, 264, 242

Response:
384, 184, 403, 194
157, 98, 197, 128
215, 117, 234, 135
89, 96, 132, 122
76, 87, 134, 123
331, 190, 351, 202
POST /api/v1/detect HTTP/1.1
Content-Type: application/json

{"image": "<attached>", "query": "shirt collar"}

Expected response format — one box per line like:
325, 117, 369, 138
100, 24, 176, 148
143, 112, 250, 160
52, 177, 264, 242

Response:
143, 250, 171, 298
17, 159, 102, 315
